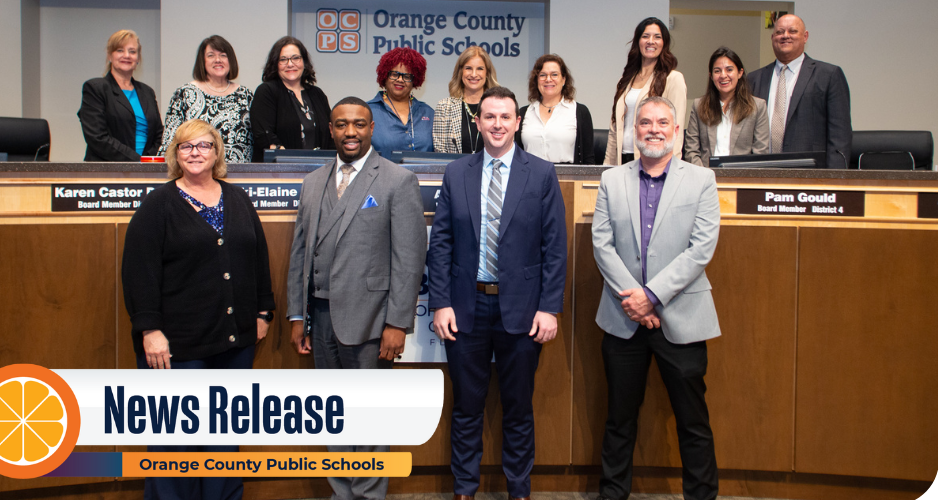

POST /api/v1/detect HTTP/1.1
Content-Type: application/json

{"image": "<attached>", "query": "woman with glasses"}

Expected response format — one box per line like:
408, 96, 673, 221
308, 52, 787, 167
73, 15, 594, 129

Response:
367, 47, 434, 153
250, 36, 333, 162
159, 35, 254, 163
433, 46, 498, 153
517, 54, 595, 164
78, 29, 163, 161
122, 119, 274, 500
604, 17, 686, 164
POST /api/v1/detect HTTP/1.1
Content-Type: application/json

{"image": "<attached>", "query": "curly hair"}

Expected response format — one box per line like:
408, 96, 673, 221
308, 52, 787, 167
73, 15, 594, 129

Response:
527, 54, 576, 103
376, 47, 427, 88
261, 36, 316, 86
165, 119, 227, 179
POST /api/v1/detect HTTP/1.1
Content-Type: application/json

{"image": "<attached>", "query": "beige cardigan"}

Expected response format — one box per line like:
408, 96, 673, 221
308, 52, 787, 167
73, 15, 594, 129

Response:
603, 70, 687, 165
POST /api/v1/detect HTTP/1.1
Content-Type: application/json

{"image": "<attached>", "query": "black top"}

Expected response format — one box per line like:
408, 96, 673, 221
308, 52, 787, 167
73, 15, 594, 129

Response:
516, 102, 596, 165
250, 80, 334, 162
460, 101, 483, 154
121, 180, 275, 361
78, 72, 164, 161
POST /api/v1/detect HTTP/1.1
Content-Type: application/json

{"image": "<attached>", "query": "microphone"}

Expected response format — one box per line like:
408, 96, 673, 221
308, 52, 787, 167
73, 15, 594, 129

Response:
835, 149, 848, 169
34, 143, 50, 161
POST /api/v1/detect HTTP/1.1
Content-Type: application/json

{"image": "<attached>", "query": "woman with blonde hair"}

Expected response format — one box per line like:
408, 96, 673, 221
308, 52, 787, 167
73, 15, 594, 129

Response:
78, 29, 163, 161
432, 46, 499, 153
122, 118, 274, 498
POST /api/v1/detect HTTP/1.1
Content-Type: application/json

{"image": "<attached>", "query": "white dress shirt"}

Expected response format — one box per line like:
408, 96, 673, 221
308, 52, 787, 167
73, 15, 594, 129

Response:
521, 99, 577, 163
621, 87, 643, 154
334, 146, 372, 189
713, 101, 732, 157
767, 53, 805, 137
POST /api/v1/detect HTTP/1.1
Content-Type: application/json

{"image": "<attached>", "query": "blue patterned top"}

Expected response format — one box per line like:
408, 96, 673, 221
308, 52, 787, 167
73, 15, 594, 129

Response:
177, 187, 224, 235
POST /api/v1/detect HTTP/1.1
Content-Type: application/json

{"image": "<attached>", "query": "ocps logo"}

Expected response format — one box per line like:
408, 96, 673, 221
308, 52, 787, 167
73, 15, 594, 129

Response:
317, 9, 360, 53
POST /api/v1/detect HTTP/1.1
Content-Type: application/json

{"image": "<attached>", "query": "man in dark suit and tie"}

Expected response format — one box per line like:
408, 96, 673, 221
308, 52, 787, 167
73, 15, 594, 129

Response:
748, 14, 852, 168
427, 86, 567, 500
287, 96, 427, 500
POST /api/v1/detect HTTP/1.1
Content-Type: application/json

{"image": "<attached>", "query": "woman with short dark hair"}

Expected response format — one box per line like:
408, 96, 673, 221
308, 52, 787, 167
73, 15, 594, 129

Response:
250, 36, 333, 162
517, 54, 594, 164
159, 35, 254, 163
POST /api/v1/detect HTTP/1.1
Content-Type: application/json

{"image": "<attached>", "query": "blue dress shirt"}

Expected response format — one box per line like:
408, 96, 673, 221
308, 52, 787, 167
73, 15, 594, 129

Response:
477, 145, 514, 282
367, 92, 434, 154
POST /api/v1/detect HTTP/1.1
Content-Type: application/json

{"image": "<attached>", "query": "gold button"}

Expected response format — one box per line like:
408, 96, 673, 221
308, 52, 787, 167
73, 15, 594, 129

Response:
227, 307, 233, 314
218, 238, 224, 246
228, 335, 236, 342
223, 273, 230, 280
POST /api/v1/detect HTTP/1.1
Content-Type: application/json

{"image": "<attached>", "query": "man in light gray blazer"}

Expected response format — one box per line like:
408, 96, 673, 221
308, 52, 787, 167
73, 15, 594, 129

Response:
287, 96, 426, 500
592, 96, 721, 500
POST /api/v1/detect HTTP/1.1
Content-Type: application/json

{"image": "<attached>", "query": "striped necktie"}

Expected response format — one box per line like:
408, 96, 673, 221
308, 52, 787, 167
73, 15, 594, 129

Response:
484, 159, 503, 279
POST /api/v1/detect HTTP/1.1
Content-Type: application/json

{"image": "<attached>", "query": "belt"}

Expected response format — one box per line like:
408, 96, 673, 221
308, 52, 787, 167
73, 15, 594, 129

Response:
476, 282, 499, 295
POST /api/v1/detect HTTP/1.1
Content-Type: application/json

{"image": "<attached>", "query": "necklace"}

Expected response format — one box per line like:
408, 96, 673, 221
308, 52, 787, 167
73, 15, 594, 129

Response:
463, 99, 481, 153
206, 80, 231, 93
384, 91, 416, 151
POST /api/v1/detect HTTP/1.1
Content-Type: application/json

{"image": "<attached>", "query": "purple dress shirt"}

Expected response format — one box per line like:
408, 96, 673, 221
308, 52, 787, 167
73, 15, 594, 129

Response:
638, 159, 671, 307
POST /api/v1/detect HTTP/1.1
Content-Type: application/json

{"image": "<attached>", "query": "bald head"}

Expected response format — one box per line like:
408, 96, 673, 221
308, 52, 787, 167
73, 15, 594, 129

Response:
772, 14, 808, 64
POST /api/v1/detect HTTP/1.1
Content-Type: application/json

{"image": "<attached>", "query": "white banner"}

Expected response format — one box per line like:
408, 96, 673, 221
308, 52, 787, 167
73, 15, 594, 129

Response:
293, 0, 546, 112
60, 369, 442, 446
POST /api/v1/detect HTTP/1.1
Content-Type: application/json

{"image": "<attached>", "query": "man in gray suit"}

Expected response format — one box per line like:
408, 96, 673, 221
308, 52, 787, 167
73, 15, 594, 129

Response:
287, 96, 427, 500
748, 14, 852, 168
592, 96, 721, 500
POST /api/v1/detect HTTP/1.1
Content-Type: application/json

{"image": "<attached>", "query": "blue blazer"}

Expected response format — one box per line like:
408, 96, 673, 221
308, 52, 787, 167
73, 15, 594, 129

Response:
428, 147, 567, 334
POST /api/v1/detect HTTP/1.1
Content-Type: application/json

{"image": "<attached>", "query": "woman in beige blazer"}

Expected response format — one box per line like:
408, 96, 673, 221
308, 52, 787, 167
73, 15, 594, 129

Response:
685, 46, 769, 167
604, 17, 686, 165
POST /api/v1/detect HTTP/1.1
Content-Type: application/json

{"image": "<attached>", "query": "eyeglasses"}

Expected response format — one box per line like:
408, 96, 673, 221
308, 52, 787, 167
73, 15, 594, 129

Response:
538, 72, 561, 81
387, 71, 414, 82
177, 141, 214, 154
278, 55, 303, 66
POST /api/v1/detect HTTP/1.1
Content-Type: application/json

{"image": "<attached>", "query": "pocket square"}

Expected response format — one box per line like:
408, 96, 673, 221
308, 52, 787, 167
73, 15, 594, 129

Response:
361, 195, 378, 209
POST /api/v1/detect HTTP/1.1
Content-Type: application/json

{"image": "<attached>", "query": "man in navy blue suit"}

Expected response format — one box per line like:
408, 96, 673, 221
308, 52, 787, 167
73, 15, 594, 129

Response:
427, 86, 567, 500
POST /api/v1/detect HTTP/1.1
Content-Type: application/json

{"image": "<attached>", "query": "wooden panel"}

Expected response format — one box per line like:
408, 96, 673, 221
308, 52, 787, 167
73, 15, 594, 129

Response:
0, 224, 116, 368
572, 224, 798, 472
796, 228, 938, 481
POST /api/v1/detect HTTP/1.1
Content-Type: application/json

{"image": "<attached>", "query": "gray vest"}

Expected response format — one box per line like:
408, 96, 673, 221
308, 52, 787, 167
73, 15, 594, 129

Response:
311, 168, 354, 299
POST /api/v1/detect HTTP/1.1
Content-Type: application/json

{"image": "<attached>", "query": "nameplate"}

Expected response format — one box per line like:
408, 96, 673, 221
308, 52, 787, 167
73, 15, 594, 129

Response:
234, 183, 302, 211
736, 189, 865, 217
918, 192, 938, 219
51, 184, 163, 212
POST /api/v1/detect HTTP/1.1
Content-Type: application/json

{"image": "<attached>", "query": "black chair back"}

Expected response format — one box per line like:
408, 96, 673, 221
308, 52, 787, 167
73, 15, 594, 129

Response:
0, 117, 51, 161
850, 130, 933, 170
593, 128, 608, 165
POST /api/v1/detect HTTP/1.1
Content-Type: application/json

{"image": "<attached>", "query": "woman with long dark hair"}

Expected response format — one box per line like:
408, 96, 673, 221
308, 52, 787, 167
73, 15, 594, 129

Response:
603, 17, 686, 164
685, 46, 769, 167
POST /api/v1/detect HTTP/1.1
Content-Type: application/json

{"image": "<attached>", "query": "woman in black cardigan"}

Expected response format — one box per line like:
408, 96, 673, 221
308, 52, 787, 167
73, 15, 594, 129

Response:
121, 119, 274, 498
516, 54, 595, 164
78, 29, 163, 161
250, 36, 333, 162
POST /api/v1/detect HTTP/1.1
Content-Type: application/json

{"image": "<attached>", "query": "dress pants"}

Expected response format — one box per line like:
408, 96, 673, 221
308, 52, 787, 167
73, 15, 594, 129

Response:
135, 345, 254, 500
444, 291, 542, 498
599, 328, 718, 500
310, 297, 390, 500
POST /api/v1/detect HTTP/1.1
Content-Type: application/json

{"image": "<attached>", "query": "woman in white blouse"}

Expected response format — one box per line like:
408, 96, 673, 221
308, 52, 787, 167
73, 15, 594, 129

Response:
517, 54, 594, 164
685, 46, 769, 167
603, 17, 686, 165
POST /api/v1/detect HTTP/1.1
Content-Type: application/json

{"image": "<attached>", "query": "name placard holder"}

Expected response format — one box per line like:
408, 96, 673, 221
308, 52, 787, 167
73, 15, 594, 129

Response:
736, 189, 865, 217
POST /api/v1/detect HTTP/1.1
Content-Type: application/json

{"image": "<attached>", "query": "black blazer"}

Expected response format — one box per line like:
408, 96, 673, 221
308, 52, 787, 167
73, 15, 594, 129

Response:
516, 102, 595, 164
78, 72, 163, 161
250, 80, 334, 162
748, 54, 852, 169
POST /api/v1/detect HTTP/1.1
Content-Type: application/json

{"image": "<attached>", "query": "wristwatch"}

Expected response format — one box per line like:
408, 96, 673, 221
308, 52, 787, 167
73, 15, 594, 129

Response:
257, 311, 274, 323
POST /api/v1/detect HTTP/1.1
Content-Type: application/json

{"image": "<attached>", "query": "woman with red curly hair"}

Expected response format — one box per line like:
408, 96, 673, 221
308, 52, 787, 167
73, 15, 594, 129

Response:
367, 47, 435, 153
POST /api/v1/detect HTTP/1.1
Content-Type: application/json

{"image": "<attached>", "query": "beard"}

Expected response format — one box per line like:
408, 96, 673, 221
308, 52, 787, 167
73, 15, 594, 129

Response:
635, 135, 674, 159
